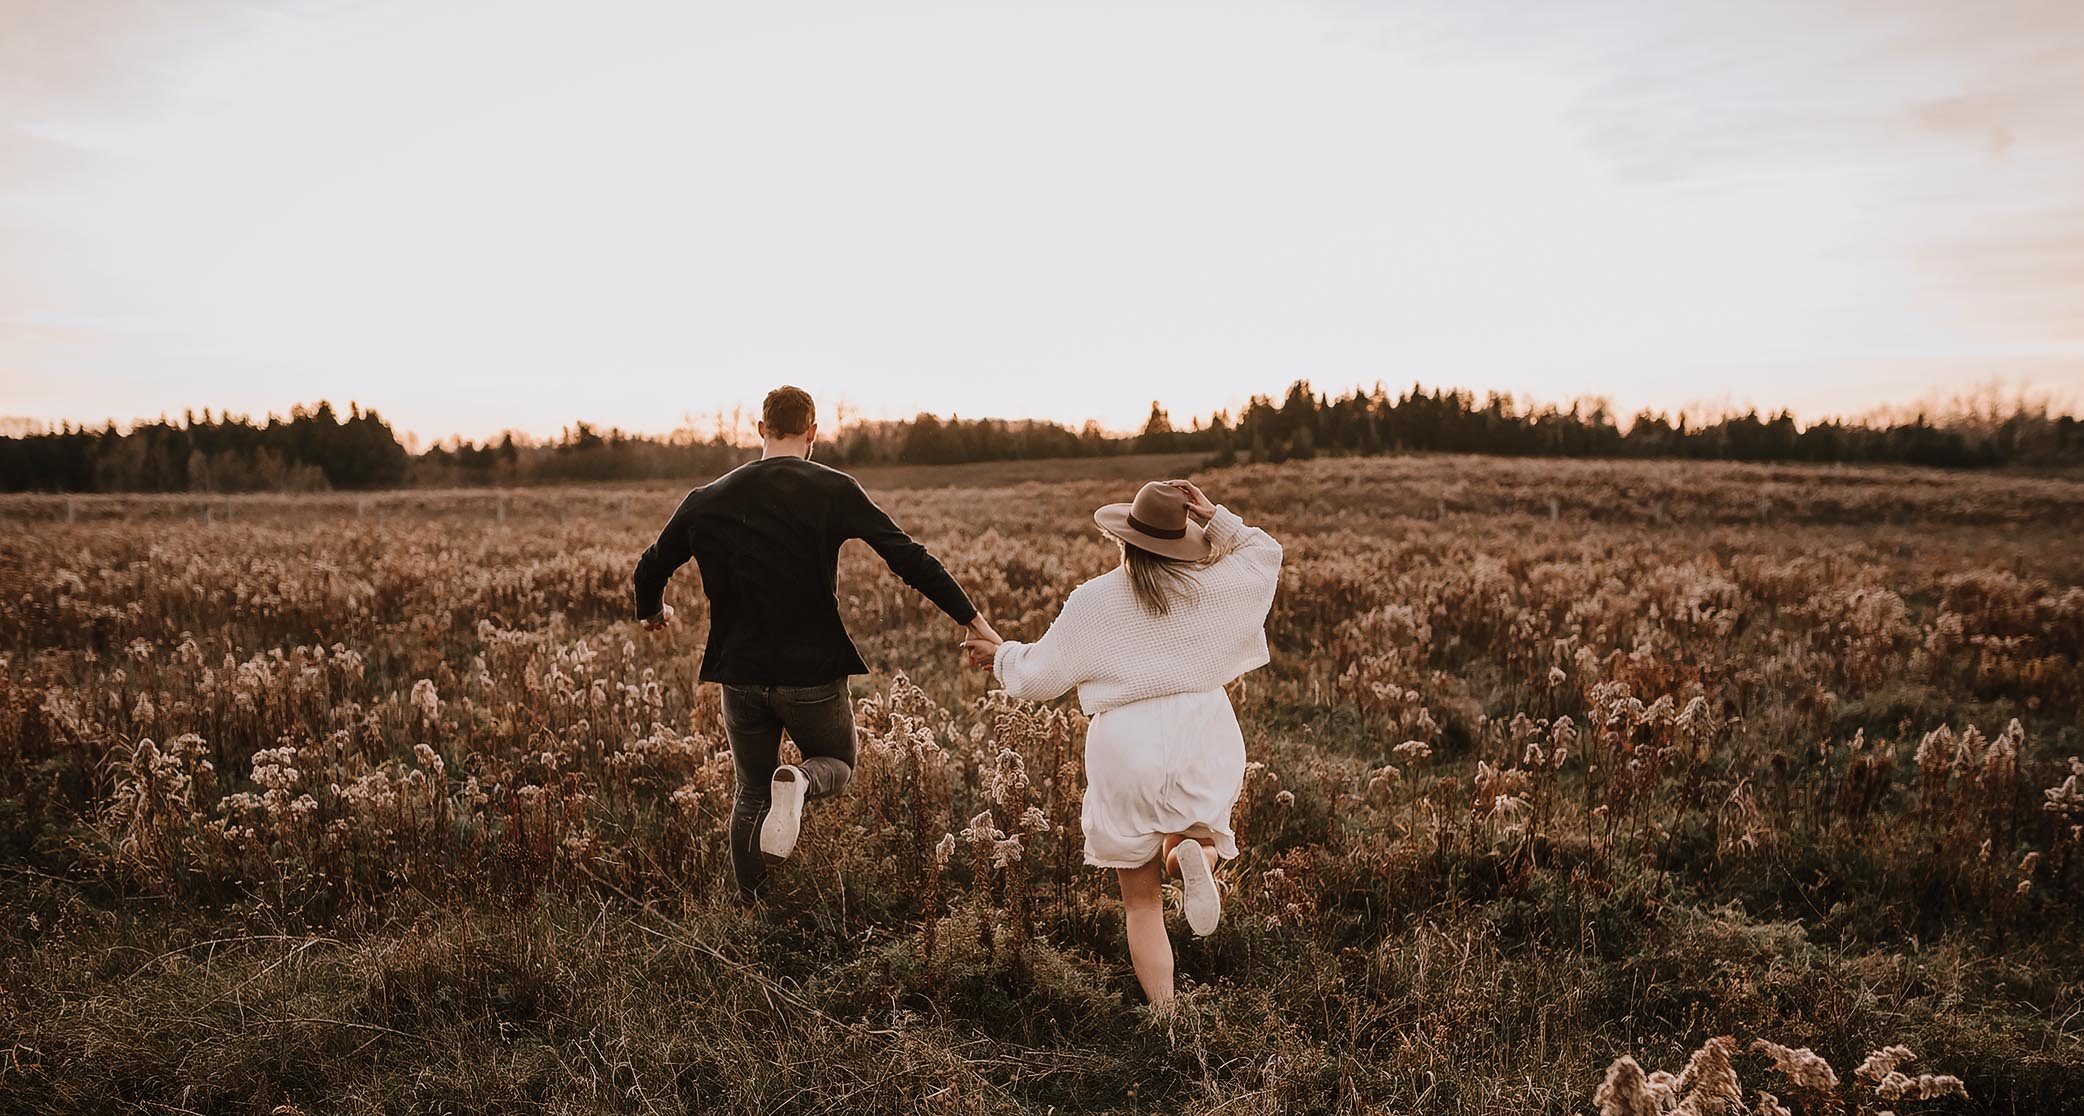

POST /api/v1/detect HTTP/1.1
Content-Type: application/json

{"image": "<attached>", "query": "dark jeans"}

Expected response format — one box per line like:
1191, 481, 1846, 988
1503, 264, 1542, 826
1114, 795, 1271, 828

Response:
720, 678, 856, 901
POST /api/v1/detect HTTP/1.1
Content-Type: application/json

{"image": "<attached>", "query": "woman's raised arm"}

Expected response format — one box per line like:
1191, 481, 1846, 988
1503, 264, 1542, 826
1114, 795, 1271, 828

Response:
1203, 505, 1282, 574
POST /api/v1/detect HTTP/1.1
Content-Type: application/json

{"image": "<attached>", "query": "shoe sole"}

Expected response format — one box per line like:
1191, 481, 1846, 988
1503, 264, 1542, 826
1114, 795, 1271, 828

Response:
1177, 839, 1221, 936
759, 765, 807, 863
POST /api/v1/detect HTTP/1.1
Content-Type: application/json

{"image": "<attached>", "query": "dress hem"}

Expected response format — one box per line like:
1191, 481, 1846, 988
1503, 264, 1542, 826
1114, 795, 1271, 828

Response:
1083, 836, 1240, 870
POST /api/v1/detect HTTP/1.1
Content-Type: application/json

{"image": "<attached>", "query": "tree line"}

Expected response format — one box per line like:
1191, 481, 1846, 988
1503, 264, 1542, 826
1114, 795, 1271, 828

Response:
4, 381, 2079, 492
0, 403, 407, 493
0, 406, 748, 493
1211, 382, 2084, 470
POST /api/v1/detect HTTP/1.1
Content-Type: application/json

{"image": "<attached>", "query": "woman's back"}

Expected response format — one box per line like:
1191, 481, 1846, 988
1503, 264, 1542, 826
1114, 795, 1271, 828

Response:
993, 506, 1281, 714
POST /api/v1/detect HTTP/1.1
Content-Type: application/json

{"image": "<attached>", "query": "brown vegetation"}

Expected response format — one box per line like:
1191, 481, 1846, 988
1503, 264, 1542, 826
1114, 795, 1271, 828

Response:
1, 453, 2079, 1113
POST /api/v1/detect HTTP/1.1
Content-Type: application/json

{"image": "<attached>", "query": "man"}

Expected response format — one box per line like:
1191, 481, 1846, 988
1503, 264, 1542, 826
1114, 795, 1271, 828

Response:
633, 385, 997, 903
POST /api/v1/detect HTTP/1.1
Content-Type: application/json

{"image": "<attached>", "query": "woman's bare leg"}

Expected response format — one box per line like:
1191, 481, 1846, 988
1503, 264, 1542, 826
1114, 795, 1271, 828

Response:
1116, 859, 1173, 1010
1162, 825, 1221, 880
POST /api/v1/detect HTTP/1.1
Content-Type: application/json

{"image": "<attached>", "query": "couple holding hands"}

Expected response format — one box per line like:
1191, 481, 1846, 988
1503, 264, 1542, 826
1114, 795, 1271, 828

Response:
633, 386, 1280, 1010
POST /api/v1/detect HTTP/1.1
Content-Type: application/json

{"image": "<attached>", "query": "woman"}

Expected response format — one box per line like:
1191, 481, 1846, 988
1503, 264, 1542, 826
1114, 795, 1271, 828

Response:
963, 478, 1281, 1012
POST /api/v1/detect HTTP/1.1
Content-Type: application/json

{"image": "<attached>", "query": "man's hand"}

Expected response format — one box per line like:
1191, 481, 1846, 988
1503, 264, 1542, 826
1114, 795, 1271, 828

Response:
962, 615, 1003, 672
640, 603, 675, 632
1167, 479, 1216, 523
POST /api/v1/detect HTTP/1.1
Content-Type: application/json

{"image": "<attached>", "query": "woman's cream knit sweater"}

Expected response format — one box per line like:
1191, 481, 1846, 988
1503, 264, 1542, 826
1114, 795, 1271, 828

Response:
992, 506, 1282, 715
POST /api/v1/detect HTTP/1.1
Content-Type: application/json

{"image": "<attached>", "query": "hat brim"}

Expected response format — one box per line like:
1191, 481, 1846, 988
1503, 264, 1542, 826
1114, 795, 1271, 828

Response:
1094, 503, 1212, 562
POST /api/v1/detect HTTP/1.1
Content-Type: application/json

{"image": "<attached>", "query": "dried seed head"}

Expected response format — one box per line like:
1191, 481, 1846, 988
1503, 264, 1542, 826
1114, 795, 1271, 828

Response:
1593, 1056, 1659, 1116
1914, 726, 1958, 774
410, 678, 440, 723
987, 748, 1029, 807
1753, 1038, 1839, 1092
1675, 1036, 1740, 1113
1874, 1071, 1968, 1102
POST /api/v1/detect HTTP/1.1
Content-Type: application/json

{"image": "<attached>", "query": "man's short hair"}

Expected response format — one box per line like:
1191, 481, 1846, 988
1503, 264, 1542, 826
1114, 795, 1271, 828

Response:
762, 386, 816, 437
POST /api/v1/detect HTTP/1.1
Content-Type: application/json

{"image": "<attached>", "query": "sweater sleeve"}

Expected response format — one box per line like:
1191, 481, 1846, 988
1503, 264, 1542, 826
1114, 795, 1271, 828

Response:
840, 478, 979, 625
632, 489, 702, 621
1202, 505, 1282, 585
992, 585, 1093, 702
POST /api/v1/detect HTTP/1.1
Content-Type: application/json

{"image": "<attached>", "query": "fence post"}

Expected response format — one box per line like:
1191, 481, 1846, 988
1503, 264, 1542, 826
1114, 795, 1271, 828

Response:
1548, 496, 1559, 522
497, 494, 507, 528
66, 497, 76, 524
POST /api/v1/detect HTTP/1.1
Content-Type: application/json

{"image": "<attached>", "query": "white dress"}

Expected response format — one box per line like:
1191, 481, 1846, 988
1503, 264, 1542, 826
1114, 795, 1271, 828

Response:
992, 506, 1282, 869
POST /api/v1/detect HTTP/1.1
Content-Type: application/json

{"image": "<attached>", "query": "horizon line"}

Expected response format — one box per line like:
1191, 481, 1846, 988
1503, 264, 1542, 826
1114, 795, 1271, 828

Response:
3, 375, 2075, 447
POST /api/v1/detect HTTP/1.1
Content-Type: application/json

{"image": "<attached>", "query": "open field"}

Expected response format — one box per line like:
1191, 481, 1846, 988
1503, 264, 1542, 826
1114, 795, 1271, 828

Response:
3, 453, 2082, 1114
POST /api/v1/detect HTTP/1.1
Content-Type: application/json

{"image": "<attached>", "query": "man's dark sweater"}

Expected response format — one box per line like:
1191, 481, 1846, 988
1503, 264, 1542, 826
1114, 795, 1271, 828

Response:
632, 455, 977, 685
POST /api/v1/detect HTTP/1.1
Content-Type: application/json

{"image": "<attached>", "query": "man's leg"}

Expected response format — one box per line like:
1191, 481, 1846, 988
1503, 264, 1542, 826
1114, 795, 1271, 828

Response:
721, 684, 784, 903
771, 679, 857, 799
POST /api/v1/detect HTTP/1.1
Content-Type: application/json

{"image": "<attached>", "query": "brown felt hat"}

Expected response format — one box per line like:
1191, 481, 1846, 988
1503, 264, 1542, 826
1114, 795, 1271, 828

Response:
1094, 481, 1211, 562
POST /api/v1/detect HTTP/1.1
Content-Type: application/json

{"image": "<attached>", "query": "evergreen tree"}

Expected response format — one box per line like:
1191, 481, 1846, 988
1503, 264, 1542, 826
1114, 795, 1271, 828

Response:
1135, 401, 1176, 454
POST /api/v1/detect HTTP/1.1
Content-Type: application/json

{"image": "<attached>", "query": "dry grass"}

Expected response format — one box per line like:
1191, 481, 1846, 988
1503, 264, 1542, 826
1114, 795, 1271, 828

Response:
2, 453, 2080, 1114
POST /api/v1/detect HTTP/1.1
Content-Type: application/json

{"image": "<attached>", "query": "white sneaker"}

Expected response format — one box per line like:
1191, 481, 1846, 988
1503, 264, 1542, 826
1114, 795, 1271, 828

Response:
1176, 839, 1221, 936
760, 765, 809, 862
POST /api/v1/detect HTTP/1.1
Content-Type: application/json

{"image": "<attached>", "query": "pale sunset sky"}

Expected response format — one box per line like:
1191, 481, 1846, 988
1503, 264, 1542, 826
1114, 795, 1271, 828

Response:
2, 0, 2081, 444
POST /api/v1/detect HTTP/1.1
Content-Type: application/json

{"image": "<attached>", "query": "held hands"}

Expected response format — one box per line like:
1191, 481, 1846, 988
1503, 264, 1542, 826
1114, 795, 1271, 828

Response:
962, 614, 1003, 672
640, 603, 675, 632
1167, 479, 1216, 523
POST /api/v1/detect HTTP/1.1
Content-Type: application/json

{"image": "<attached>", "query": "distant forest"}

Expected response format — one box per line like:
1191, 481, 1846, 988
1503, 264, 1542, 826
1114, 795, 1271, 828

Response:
3, 381, 2079, 493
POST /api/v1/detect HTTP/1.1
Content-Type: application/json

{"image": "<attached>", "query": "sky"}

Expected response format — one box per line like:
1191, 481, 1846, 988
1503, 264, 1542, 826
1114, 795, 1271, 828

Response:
2, 0, 2081, 444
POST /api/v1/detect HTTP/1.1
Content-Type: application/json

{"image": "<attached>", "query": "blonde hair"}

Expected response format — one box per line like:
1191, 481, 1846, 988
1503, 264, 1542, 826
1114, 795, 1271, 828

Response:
1115, 535, 1199, 615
